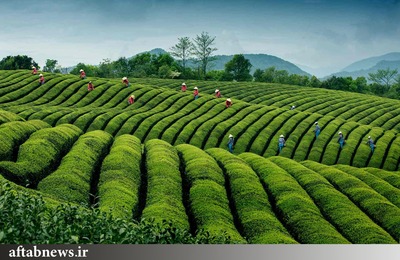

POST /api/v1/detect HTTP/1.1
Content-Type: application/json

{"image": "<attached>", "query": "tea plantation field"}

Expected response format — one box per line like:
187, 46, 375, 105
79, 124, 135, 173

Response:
0, 70, 400, 244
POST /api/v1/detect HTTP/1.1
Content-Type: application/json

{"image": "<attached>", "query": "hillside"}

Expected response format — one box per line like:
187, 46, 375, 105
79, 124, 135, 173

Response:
139, 48, 310, 76
1, 70, 400, 244
325, 52, 400, 80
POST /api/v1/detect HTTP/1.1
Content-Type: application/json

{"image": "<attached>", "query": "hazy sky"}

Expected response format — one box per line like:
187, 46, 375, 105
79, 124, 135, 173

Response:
1, 0, 399, 76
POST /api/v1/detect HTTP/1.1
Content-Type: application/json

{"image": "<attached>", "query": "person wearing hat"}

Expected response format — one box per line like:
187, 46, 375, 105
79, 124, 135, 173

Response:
290, 105, 296, 110
278, 134, 286, 154
313, 122, 321, 139
79, 69, 86, 79
337, 131, 345, 149
215, 89, 222, 98
128, 95, 135, 105
225, 98, 232, 108
122, 77, 130, 87
32, 66, 37, 75
181, 83, 187, 92
227, 134, 234, 153
193, 87, 199, 100
87, 81, 94, 91
38, 74, 45, 85
366, 136, 375, 153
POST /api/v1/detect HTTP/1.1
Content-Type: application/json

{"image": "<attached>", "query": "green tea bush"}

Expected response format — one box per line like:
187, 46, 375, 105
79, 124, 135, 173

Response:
240, 153, 349, 244
304, 161, 400, 241
0, 120, 50, 161
142, 139, 189, 230
176, 144, 245, 243
0, 109, 24, 124
38, 130, 113, 205
0, 124, 82, 186
98, 135, 142, 220
207, 148, 297, 244
0, 183, 231, 244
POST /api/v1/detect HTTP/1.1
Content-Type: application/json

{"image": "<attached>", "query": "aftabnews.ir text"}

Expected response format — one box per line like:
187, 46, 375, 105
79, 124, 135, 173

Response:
9, 245, 88, 258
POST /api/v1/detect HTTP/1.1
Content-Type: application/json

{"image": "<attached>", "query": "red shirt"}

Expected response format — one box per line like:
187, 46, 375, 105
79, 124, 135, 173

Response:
80, 71, 86, 78
32, 68, 37, 74
216, 91, 221, 98
225, 101, 232, 108
181, 85, 187, 91
128, 96, 135, 104
88, 83, 94, 90
123, 79, 129, 85
39, 76, 45, 83
194, 90, 199, 96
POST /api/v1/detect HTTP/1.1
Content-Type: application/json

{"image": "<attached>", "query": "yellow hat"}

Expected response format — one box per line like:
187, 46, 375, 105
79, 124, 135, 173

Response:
39, 74, 43, 77
122, 77, 127, 80
229, 134, 233, 138
194, 87, 198, 90
227, 98, 231, 102
280, 135, 284, 138
80, 69, 83, 72
130, 95, 135, 98
182, 83, 186, 85
215, 89, 219, 93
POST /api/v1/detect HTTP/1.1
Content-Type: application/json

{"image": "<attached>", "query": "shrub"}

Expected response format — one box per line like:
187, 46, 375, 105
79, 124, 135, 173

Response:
98, 135, 142, 220
142, 139, 189, 230
176, 144, 245, 243
240, 153, 349, 244
206, 148, 296, 244
38, 130, 113, 205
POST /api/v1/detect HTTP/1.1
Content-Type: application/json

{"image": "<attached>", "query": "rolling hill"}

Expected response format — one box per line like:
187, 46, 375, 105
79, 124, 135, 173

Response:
0, 70, 399, 244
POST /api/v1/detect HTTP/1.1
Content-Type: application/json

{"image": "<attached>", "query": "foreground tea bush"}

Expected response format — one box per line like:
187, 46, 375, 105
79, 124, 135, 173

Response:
0, 120, 50, 161
98, 135, 142, 220
0, 124, 82, 187
142, 139, 189, 230
176, 144, 246, 243
207, 148, 297, 244
38, 130, 113, 205
0, 183, 230, 244
240, 153, 350, 244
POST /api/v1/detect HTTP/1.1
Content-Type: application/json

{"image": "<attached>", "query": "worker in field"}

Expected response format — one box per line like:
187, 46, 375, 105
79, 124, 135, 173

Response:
290, 105, 296, 110
193, 87, 199, 100
215, 89, 221, 98
181, 83, 187, 92
225, 98, 232, 108
366, 136, 375, 153
32, 66, 37, 75
313, 122, 321, 139
79, 69, 86, 79
278, 134, 286, 154
122, 77, 130, 87
38, 74, 45, 85
128, 95, 135, 105
338, 131, 345, 149
87, 81, 94, 91
227, 134, 234, 153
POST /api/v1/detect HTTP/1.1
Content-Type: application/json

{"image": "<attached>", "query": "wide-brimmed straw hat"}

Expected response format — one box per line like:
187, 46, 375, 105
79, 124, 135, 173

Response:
194, 87, 198, 90
215, 89, 219, 93
39, 74, 43, 77
229, 134, 233, 138
280, 135, 284, 138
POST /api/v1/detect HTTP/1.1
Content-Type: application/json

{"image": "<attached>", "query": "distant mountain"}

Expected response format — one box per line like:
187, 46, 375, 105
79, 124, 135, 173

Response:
138, 49, 310, 76
325, 52, 400, 81
341, 52, 400, 72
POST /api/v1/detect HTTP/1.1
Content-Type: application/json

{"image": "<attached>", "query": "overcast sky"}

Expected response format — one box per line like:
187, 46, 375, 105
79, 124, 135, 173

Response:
1, 0, 399, 76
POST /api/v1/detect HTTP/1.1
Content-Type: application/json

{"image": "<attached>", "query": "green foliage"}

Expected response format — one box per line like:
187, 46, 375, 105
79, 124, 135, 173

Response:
38, 131, 113, 205
0, 124, 82, 187
240, 153, 349, 243
142, 139, 189, 230
0, 109, 25, 124
0, 120, 50, 161
176, 144, 246, 243
43, 59, 58, 73
303, 161, 400, 242
207, 148, 297, 244
192, 32, 218, 77
0, 183, 230, 244
224, 54, 253, 82
98, 135, 142, 220
0, 55, 39, 70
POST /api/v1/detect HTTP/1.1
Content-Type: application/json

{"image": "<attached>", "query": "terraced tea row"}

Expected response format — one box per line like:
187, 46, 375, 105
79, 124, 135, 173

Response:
0, 124, 399, 244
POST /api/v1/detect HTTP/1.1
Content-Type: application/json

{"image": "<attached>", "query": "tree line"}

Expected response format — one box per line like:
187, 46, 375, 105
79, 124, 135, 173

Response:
1, 33, 400, 100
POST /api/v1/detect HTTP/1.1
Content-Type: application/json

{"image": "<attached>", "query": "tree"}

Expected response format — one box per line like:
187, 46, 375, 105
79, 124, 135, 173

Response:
170, 37, 193, 73
224, 54, 252, 81
0, 55, 39, 70
192, 32, 217, 78
368, 68, 398, 89
43, 59, 58, 73
70, 63, 98, 77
